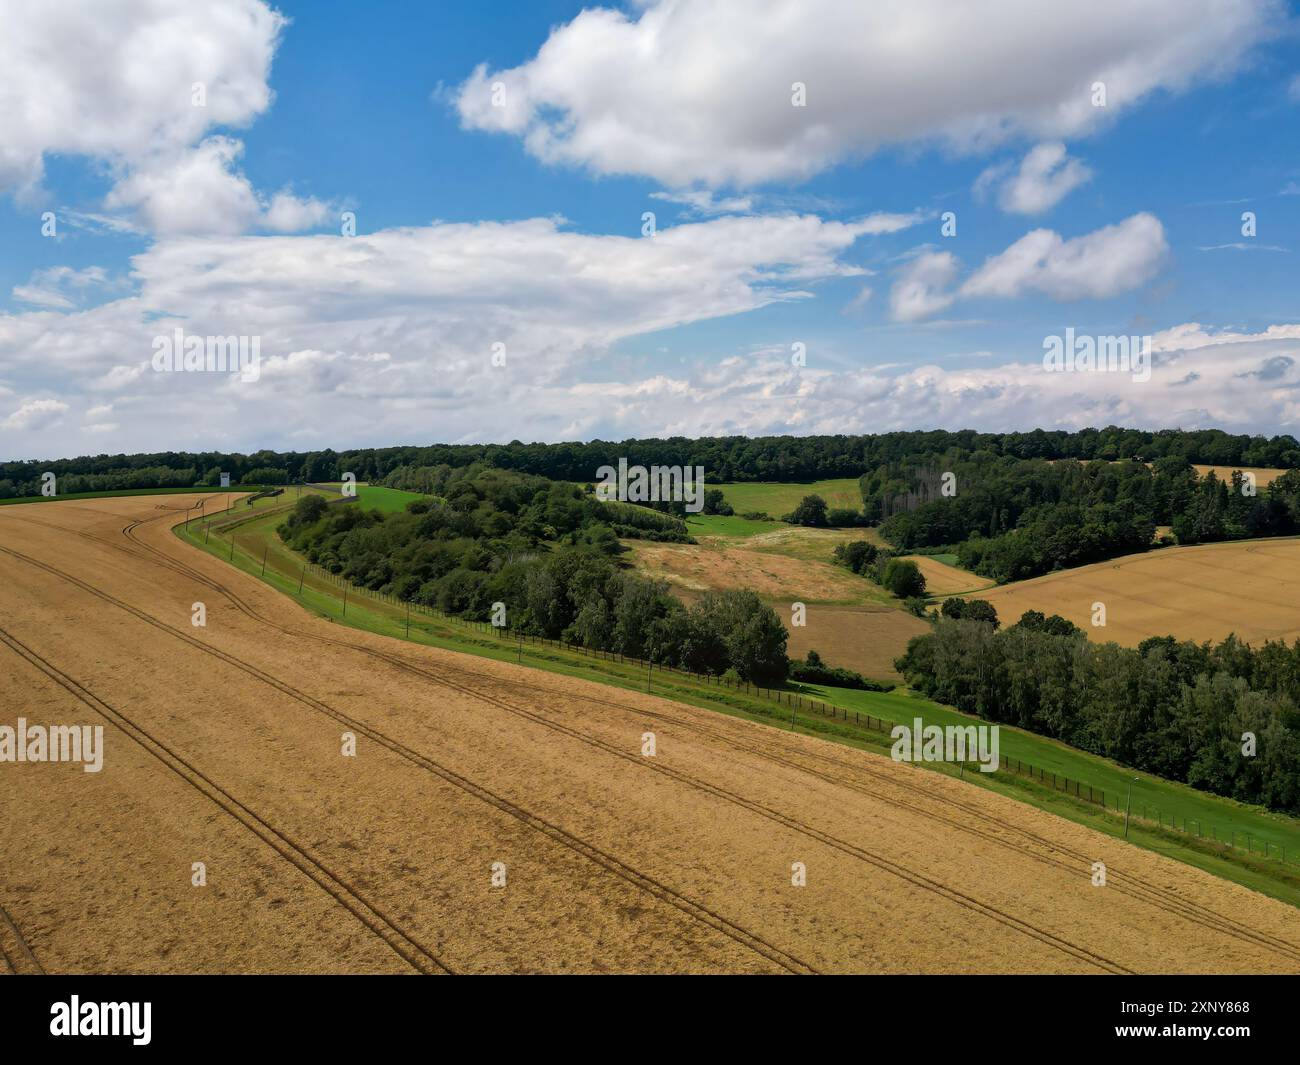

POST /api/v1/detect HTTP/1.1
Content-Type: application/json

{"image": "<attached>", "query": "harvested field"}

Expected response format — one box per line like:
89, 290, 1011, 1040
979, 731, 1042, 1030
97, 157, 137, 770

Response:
780, 604, 930, 682
2, 495, 1299, 974
1192, 464, 1286, 487
901, 555, 994, 598
979, 537, 1300, 647
624, 537, 876, 604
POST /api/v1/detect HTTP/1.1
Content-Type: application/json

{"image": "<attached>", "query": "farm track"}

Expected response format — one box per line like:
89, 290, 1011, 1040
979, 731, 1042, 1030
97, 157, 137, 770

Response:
5, 496, 1300, 973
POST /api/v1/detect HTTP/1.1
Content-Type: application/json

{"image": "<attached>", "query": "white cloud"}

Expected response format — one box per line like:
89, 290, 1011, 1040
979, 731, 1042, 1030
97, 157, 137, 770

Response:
0, 213, 885, 454
2, 398, 69, 431
0, 0, 303, 235
1151, 322, 1300, 351
454, 0, 1280, 187
261, 190, 334, 233
890, 252, 958, 322
12, 266, 112, 309
977, 142, 1092, 215
101, 138, 333, 237
649, 189, 756, 215
104, 137, 262, 236
961, 213, 1168, 301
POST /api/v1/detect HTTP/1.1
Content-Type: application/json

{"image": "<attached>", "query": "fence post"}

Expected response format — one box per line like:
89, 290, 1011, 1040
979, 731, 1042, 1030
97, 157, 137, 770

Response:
260, 546, 268, 577
343, 586, 348, 617
405, 600, 410, 638
229, 537, 235, 561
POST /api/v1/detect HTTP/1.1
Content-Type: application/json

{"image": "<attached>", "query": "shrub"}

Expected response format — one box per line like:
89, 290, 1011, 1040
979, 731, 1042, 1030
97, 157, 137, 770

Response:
880, 558, 926, 598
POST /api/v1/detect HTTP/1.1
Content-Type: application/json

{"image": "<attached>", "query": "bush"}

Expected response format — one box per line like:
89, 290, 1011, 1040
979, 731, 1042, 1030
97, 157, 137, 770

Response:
940, 597, 999, 628
787, 494, 829, 527
826, 507, 862, 527
903, 596, 929, 617
880, 558, 926, 598
702, 489, 734, 516
832, 540, 879, 574
1013, 609, 1081, 636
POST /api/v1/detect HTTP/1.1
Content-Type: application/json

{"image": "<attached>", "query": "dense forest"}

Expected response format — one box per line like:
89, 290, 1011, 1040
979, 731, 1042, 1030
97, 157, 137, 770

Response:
279, 464, 791, 683
897, 618, 1300, 813
3, 425, 1296, 498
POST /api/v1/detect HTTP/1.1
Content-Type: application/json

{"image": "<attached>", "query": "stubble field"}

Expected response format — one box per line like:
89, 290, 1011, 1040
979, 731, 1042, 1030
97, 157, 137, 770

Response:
979, 537, 1300, 647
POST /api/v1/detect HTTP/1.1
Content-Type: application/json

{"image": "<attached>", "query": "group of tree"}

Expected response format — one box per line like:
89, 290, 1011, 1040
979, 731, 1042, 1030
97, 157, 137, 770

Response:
831, 539, 927, 600
279, 466, 789, 683
5, 425, 1296, 498
896, 616, 1300, 812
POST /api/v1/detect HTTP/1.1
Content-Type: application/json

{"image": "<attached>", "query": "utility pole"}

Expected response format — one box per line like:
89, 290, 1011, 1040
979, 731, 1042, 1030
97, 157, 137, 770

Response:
260, 546, 267, 576
1124, 777, 1137, 839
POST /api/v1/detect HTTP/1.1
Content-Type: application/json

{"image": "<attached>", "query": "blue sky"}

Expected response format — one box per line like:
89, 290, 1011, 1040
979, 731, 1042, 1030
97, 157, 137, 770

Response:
1, 0, 1299, 459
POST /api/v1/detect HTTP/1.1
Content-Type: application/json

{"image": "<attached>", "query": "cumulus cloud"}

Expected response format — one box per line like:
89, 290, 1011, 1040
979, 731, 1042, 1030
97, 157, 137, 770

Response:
961, 213, 1168, 301
104, 137, 263, 236
976, 142, 1092, 214
890, 252, 959, 322
454, 0, 1280, 187
887, 213, 1168, 322
0, 0, 329, 235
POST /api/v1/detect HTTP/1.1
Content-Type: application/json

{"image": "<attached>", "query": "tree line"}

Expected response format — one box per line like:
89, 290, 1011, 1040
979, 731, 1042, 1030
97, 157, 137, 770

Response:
4, 425, 1296, 498
897, 618, 1300, 812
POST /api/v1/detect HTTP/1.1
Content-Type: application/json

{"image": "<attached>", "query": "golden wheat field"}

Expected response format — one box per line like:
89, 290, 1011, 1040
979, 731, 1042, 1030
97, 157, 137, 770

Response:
979, 537, 1300, 647
3, 495, 1299, 974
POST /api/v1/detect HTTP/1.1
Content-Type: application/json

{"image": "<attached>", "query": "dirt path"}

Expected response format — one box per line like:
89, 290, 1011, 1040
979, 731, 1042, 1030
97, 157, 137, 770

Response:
2, 495, 1298, 973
